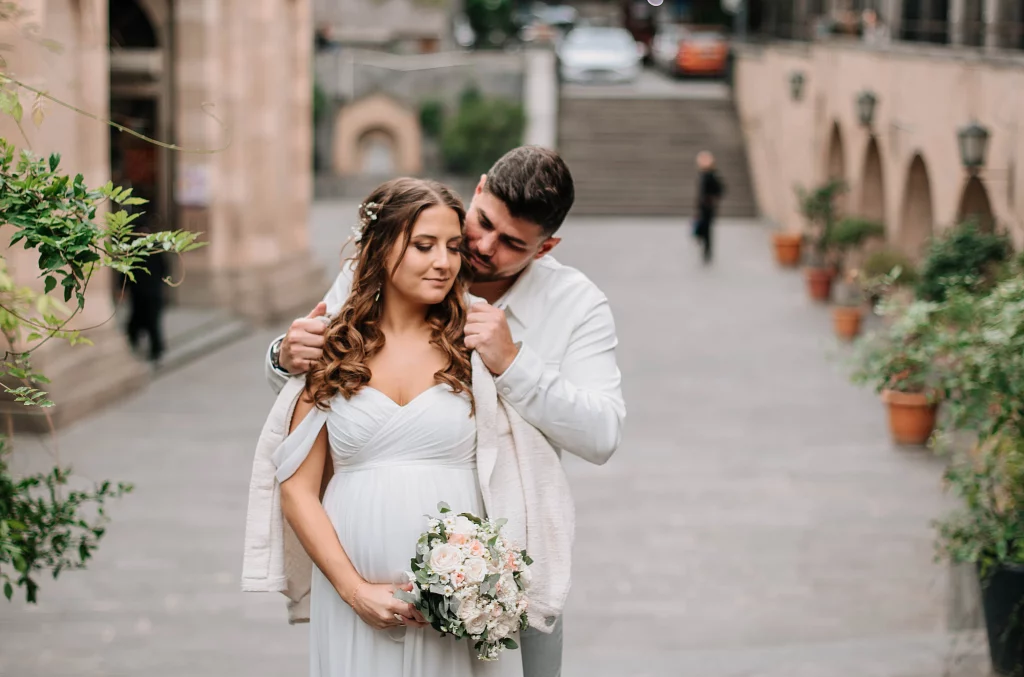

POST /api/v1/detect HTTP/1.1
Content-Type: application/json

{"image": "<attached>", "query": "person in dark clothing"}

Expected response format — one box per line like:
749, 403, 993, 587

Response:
126, 225, 169, 364
694, 151, 725, 264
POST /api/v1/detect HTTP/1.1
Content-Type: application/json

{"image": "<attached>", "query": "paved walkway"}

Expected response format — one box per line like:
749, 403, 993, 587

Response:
0, 212, 980, 676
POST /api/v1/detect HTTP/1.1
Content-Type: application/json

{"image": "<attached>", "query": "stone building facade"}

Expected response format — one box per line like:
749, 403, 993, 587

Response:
734, 6, 1024, 257
0, 0, 324, 426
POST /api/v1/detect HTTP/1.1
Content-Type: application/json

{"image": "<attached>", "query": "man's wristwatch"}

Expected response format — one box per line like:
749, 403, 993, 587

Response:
270, 337, 286, 373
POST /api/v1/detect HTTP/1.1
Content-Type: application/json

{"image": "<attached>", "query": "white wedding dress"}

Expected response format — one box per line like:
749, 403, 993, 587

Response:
275, 383, 524, 677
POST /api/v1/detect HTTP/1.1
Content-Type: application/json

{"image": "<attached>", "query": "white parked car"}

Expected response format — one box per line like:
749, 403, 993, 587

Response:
557, 27, 643, 84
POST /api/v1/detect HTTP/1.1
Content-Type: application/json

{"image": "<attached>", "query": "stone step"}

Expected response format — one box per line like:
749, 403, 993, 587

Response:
558, 94, 758, 217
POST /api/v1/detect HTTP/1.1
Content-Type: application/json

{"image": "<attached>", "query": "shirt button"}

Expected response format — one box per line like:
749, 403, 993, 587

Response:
501, 386, 511, 395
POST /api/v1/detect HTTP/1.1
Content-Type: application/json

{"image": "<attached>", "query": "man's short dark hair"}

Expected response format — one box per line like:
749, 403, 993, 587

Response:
484, 146, 575, 236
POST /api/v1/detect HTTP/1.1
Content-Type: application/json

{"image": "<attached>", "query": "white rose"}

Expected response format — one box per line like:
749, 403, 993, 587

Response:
463, 557, 488, 584
464, 612, 488, 636
452, 515, 477, 535
497, 572, 516, 594
429, 544, 463, 574
457, 596, 479, 620
490, 619, 512, 640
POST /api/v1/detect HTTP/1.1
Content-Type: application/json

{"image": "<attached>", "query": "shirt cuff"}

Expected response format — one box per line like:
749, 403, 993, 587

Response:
493, 342, 544, 403
267, 335, 292, 378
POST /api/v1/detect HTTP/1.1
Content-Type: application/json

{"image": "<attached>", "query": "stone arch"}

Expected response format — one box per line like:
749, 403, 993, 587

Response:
956, 176, 995, 232
859, 137, 885, 223
899, 154, 934, 258
333, 95, 422, 176
826, 122, 848, 213
826, 122, 845, 181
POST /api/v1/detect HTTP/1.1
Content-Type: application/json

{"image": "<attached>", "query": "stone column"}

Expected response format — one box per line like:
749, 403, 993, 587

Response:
884, 0, 903, 39
983, 0, 1001, 49
173, 0, 328, 324
0, 0, 148, 430
950, 0, 966, 44
523, 48, 558, 150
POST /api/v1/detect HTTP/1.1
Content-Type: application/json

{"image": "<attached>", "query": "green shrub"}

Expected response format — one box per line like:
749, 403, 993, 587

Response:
916, 220, 1012, 302
795, 179, 847, 266
826, 217, 885, 251
440, 92, 524, 177
313, 81, 327, 123
419, 100, 445, 140
862, 248, 919, 287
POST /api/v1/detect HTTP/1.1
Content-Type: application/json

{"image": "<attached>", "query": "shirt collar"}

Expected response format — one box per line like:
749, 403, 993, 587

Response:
493, 257, 545, 330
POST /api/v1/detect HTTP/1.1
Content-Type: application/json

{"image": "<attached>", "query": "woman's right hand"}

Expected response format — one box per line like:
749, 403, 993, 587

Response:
347, 582, 428, 630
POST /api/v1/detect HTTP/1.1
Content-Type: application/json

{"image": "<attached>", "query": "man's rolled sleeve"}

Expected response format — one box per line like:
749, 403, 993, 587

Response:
494, 342, 544, 403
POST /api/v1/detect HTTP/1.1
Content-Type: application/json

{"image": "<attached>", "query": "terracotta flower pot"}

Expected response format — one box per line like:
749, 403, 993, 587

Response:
881, 389, 938, 446
805, 267, 834, 302
772, 232, 802, 268
832, 305, 863, 340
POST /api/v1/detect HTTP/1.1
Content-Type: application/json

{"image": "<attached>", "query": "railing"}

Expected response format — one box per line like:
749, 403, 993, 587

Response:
746, 16, 1024, 51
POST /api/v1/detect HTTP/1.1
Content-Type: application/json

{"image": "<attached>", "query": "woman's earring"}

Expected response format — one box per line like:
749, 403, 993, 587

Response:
374, 287, 381, 303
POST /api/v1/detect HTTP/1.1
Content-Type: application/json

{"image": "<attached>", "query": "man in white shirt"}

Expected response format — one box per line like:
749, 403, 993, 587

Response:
265, 146, 625, 676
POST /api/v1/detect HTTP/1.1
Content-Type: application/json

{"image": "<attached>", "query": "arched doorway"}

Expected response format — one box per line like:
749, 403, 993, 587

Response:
859, 137, 885, 224
358, 130, 398, 175
826, 122, 847, 213
109, 0, 172, 232
333, 95, 422, 176
956, 176, 995, 232
899, 154, 934, 258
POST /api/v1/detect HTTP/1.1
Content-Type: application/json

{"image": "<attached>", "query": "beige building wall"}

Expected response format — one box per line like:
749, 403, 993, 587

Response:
734, 42, 1024, 256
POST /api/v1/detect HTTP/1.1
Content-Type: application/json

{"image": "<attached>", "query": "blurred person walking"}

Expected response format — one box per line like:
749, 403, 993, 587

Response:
694, 151, 724, 264
126, 220, 169, 366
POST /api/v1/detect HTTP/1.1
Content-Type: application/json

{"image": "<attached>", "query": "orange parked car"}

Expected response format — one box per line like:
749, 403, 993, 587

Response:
652, 25, 729, 78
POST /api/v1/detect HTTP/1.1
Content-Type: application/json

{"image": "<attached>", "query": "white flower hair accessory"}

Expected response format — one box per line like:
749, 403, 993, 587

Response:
351, 201, 380, 243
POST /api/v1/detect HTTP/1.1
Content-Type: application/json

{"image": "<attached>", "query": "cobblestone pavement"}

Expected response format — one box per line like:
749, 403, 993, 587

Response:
0, 212, 979, 677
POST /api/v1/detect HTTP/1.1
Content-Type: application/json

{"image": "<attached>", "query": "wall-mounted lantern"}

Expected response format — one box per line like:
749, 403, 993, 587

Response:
856, 90, 877, 128
957, 120, 990, 174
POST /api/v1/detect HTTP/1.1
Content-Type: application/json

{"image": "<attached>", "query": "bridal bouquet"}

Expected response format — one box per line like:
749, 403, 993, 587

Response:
395, 502, 532, 661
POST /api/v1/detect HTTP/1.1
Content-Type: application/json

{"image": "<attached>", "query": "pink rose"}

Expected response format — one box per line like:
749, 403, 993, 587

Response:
467, 540, 486, 558
505, 552, 518, 571
448, 532, 468, 546
452, 571, 466, 586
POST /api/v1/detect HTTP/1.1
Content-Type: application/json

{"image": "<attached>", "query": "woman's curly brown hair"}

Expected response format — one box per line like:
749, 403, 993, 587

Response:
305, 178, 473, 412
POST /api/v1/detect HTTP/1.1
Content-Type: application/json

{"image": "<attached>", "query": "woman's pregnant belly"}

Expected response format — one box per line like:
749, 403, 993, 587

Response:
322, 465, 484, 584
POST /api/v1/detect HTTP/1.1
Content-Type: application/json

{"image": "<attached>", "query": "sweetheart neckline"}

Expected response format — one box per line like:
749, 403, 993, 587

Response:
361, 383, 447, 409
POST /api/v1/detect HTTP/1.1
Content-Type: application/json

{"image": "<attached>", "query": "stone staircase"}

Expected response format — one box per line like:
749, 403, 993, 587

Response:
558, 90, 757, 218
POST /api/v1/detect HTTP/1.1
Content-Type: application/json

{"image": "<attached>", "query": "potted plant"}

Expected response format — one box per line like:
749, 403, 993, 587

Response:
850, 297, 941, 446
937, 438, 1024, 677
796, 179, 847, 302
771, 229, 803, 268
832, 268, 865, 340
826, 217, 885, 340
931, 277, 1024, 676
916, 219, 1012, 303
861, 247, 919, 311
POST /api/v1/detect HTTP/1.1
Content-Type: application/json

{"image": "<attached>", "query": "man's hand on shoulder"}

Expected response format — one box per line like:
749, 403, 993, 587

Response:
464, 302, 519, 376
280, 302, 328, 374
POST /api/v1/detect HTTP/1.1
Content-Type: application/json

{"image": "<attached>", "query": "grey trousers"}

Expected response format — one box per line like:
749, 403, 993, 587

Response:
520, 617, 563, 677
